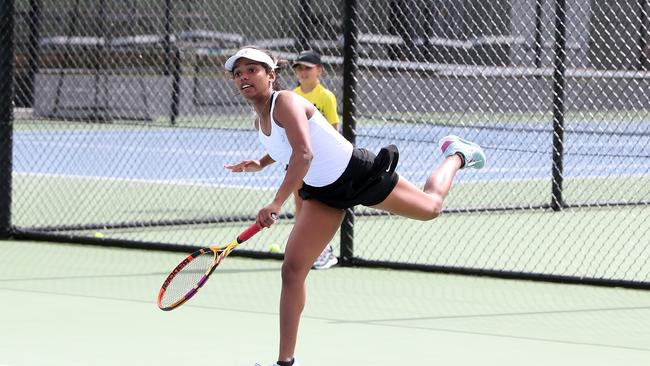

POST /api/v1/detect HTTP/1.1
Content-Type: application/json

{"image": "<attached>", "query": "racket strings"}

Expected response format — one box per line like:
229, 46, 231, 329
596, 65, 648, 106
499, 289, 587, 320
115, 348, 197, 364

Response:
160, 252, 215, 307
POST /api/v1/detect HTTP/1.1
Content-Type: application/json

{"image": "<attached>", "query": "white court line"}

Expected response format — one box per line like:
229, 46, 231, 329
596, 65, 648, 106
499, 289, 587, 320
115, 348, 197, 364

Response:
15, 139, 260, 157
13, 171, 279, 191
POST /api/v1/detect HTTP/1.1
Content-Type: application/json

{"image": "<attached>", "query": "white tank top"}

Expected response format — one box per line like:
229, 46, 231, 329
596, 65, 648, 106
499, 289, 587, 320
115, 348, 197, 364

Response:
258, 91, 353, 187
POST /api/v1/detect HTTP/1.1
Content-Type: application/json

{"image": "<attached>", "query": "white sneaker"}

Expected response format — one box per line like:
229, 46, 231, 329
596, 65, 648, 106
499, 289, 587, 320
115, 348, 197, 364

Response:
439, 135, 486, 169
312, 245, 338, 270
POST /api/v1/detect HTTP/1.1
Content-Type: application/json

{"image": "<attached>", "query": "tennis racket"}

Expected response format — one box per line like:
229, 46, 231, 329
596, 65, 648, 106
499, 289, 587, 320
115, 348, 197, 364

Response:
157, 223, 263, 311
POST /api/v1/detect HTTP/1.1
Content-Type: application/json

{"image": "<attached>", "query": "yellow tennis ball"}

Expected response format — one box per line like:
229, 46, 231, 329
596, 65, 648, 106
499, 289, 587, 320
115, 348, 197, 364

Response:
94, 232, 104, 238
268, 243, 281, 253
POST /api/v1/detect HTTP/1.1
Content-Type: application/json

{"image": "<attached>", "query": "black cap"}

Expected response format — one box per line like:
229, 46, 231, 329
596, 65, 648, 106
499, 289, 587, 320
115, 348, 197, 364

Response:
292, 50, 322, 68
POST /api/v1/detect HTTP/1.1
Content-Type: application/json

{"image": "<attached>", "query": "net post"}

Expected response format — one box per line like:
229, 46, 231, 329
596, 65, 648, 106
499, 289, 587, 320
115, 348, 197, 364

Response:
0, 0, 14, 238
339, 0, 359, 266
550, 0, 567, 211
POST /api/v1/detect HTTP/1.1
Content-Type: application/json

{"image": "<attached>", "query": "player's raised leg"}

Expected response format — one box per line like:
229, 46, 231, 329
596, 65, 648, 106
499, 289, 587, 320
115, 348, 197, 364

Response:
371, 135, 485, 220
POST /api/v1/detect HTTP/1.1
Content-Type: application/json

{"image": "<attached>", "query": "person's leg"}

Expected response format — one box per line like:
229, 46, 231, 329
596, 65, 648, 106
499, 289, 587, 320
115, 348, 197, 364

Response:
293, 191, 303, 217
372, 134, 486, 220
297, 191, 338, 271
371, 154, 462, 220
278, 199, 345, 362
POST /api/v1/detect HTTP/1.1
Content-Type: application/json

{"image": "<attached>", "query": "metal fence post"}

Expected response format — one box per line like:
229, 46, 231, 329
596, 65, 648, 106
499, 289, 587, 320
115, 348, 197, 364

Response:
638, 0, 649, 70
0, 0, 15, 238
340, 0, 359, 265
551, 0, 567, 211
297, 0, 312, 50
533, 0, 544, 68
25, 0, 42, 107
164, 0, 180, 126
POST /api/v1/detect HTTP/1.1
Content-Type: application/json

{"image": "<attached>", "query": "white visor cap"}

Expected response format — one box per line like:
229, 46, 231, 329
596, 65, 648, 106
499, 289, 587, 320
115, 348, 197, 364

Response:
224, 48, 277, 72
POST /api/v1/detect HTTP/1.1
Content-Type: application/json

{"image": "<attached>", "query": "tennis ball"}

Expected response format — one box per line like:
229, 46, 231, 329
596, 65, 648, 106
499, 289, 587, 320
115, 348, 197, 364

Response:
94, 232, 104, 239
268, 243, 281, 253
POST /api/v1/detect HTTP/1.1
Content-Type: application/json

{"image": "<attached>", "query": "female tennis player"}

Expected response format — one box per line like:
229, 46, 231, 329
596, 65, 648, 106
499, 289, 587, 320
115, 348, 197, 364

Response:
223, 47, 486, 366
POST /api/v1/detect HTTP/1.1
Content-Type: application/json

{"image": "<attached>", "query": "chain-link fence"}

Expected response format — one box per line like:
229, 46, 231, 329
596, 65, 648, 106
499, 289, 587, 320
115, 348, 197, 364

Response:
2, 0, 649, 288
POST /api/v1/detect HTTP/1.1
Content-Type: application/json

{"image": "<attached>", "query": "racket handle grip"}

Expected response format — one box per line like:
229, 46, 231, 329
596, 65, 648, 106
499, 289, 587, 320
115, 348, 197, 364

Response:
237, 223, 262, 243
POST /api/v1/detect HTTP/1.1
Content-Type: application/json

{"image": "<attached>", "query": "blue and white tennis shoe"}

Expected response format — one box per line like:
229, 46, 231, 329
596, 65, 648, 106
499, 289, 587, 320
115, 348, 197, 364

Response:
439, 135, 486, 169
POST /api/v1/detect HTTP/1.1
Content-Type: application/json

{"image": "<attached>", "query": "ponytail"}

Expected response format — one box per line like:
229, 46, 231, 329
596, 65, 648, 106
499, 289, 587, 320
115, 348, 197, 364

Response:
272, 59, 290, 91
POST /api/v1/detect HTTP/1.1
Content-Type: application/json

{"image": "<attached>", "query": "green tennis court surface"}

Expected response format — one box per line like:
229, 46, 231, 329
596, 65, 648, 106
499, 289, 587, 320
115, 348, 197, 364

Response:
1, 240, 649, 366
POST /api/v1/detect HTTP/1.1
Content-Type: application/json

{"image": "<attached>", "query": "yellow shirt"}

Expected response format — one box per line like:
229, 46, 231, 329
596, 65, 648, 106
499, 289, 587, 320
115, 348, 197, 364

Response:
293, 83, 340, 127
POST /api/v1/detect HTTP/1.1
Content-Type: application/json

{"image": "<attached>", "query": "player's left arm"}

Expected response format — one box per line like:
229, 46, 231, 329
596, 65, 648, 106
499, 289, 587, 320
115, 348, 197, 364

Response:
224, 154, 275, 173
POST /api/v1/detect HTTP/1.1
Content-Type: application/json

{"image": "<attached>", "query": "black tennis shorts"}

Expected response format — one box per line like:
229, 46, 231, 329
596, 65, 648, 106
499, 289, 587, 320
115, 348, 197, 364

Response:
298, 145, 400, 209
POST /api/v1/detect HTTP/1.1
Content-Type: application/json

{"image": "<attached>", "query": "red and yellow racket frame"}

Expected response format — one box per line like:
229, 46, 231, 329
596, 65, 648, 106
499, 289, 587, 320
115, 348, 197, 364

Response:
157, 223, 261, 311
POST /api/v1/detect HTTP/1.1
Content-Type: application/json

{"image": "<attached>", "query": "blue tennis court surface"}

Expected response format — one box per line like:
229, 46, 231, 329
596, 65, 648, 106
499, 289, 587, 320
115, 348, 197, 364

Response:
13, 122, 650, 188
